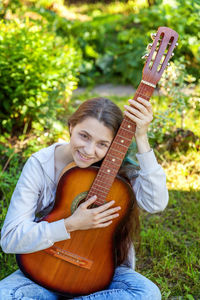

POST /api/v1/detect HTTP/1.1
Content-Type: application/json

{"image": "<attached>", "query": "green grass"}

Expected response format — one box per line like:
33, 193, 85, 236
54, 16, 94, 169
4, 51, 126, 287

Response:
138, 187, 200, 299
0, 91, 200, 299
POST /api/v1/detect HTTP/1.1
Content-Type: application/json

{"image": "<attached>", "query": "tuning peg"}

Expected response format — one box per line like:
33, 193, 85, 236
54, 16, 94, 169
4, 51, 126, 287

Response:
171, 52, 174, 56
167, 63, 170, 66
146, 43, 153, 51
141, 53, 149, 60
175, 42, 178, 46
151, 33, 157, 40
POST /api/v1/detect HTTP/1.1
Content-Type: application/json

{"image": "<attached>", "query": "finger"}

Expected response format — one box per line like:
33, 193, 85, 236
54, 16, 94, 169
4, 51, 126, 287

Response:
94, 220, 113, 228
124, 110, 143, 126
81, 195, 97, 208
99, 213, 120, 223
127, 99, 149, 115
94, 200, 115, 213
137, 97, 152, 112
124, 105, 144, 119
98, 206, 121, 218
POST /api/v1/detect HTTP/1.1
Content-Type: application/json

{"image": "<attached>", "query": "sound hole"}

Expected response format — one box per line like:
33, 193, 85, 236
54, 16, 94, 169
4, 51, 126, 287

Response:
71, 192, 103, 213
71, 191, 88, 214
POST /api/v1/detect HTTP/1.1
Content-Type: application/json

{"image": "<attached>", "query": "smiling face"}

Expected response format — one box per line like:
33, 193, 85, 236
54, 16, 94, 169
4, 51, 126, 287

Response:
69, 117, 114, 168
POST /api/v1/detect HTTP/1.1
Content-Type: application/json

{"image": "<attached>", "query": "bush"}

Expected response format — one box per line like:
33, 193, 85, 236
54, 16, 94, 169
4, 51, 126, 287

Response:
0, 19, 82, 135
64, 13, 149, 87
50, 0, 200, 87
2, 1, 199, 89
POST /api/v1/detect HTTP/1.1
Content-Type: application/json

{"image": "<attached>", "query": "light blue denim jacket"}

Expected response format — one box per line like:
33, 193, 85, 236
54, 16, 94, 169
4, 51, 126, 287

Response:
0, 142, 168, 268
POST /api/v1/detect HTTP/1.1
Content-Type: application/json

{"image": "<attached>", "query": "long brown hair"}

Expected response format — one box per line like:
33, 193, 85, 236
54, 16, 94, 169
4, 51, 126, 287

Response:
68, 97, 140, 266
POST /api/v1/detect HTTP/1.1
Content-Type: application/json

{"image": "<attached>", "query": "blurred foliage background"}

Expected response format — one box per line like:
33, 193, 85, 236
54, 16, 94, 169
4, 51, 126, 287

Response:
0, 0, 200, 299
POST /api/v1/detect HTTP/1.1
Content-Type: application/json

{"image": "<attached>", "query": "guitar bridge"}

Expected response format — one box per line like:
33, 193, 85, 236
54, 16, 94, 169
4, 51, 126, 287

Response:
44, 245, 93, 270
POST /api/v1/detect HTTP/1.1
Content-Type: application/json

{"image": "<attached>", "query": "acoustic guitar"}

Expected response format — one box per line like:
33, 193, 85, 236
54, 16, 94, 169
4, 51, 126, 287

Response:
16, 26, 178, 297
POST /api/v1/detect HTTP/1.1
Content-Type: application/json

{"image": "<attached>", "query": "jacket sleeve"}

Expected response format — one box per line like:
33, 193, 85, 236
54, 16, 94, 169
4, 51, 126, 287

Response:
0, 156, 70, 254
131, 149, 169, 213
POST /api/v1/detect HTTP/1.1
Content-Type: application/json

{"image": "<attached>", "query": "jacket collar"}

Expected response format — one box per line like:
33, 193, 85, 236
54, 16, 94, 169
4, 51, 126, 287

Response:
32, 142, 67, 183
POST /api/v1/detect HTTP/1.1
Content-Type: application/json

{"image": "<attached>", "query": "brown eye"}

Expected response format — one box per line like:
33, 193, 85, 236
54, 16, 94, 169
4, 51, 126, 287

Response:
99, 143, 108, 148
80, 133, 88, 140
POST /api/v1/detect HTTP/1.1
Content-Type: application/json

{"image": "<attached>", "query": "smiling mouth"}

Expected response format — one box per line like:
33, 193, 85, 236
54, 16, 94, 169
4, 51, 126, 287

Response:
77, 150, 94, 161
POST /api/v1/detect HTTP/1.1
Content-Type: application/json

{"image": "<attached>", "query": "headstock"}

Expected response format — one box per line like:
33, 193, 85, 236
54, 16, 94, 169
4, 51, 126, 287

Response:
142, 27, 178, 87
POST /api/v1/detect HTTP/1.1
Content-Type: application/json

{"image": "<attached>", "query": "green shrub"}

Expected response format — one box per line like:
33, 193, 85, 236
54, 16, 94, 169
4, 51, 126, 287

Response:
50, 0, 200, 87
1, 1, 200, 89
65, 14, 148, 87
0, 19, 82, 135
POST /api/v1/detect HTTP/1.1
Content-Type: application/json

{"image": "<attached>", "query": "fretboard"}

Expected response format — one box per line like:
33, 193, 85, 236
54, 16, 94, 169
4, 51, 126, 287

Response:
86, 82, 155, 206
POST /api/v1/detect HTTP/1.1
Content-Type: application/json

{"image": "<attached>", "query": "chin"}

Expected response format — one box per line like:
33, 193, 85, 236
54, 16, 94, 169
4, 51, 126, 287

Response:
73, 158, 93, 168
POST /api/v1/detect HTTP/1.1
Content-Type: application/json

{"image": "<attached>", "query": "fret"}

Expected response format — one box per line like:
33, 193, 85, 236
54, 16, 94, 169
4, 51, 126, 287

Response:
91, 182, 110, 192
96, 198, 108, 205
108, 148, 125, 158
95, 174, 114, 186
117, 127, 134, 139
105, 153, 122, 165
88, 200, 105, 207
89, 187, 108, 197
99, 169, 117, 177
98, 169, 117, 178
114, 135, 132, 148
102, 154, 122, 165
95, 176, 114, 188
112, 141, 129, 152
90, 183, 110, 193
101, 160, 121, 172
102, 158, 121, 170
115, 133, 131, 141
107, 148, 126, 160
99, 168, 119, 178
90, 184, 110, 193
135, 92, 150, 101
122, 118, 136, 131
97, 170, 118, 180
96, 172, 114, 182
135, 83, 154, 98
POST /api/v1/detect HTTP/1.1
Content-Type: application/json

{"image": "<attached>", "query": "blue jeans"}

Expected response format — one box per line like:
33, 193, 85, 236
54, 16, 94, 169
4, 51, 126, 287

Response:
0, 267, 161, 300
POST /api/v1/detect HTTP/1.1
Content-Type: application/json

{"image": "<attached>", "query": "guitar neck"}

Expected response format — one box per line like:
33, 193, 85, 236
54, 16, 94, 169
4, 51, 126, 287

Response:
86, 25, 179, 206
86, 82, 155, 206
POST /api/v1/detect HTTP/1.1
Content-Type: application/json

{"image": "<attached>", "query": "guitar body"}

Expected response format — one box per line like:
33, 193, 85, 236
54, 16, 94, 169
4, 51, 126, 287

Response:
16, 165, 134, 297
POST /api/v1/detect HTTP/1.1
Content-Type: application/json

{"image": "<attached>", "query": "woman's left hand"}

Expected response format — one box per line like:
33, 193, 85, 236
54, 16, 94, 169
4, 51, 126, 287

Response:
124, 97, 153, 138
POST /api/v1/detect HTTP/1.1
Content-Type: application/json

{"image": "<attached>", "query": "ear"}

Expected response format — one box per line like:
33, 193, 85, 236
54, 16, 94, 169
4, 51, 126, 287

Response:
69, 124, 73, 136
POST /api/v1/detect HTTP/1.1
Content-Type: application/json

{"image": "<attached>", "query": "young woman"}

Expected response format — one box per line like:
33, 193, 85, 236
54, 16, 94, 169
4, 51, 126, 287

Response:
0, 97, 168, 300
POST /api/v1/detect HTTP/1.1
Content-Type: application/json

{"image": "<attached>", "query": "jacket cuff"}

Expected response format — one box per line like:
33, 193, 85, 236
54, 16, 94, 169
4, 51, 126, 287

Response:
48, 219, 70, 243
136, 149, 158, 171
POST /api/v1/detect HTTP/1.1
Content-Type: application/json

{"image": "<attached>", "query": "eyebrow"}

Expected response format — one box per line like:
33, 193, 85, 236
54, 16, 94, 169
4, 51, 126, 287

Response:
80, 130, 111, 144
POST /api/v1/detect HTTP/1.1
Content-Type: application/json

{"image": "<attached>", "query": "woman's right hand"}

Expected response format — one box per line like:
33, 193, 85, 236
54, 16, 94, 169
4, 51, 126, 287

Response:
64, 195, 121, 232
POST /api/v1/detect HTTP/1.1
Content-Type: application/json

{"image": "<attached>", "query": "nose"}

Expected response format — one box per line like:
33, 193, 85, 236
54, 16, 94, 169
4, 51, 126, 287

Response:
84, 142, 96, 156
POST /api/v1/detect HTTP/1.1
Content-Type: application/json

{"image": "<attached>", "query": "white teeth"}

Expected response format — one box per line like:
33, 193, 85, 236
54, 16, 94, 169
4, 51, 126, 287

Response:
78, 151, 92, 160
